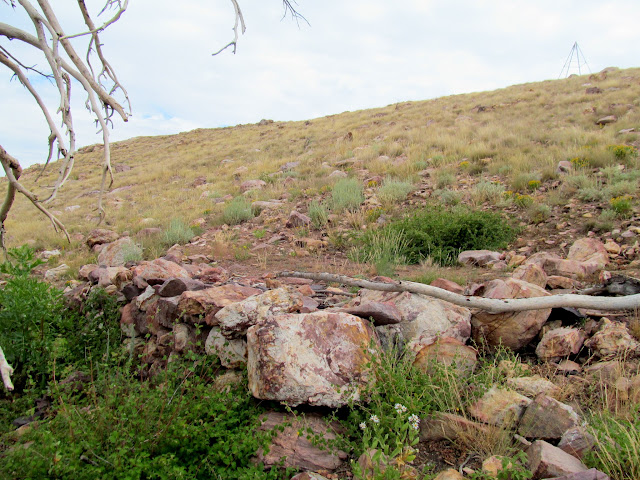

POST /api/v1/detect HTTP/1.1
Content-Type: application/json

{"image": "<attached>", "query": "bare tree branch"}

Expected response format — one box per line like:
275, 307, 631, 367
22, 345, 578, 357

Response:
0, 345, 14, 392
277, 271, 640, 314
212, 0, 246, 56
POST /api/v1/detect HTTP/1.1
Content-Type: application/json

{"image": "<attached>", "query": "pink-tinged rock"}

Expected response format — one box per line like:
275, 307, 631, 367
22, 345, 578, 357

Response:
558, 426, 596, 459
301, 296, 319, 313
432, 469, 464, 480
247, 311, 377, 407
430, 278, 465, 295
78, 264, 99, 280
97, 237, 138, 267
525, 253, 596, 279
89, 266, 132, 289
340, 301, 403, 326
556, 360, 582, 375
512, 263, 548, 288
205, 326, 247, 368
471, 278, 551, 350
419, 412, 493, 442
413, 338, 477, 376
547, 276, 579, 290
153, 296, 180, 329
120, 302, 148, 337
157, 277, 206, 297
286, 210, 312, 228
240, 179, 267, 192
131, 258, 191, 288
216, 287, 304, 338
86, 228, 118, 248
558, 161, 573, 173
527, 440, 589, 479
567, 238, 609, 270
584, 318, 640, 358
518, 394, 581, 440
290, 473, 330, 480
355, 289, 471, 352
173, 323, 196, 352
135, 285, 159, 312
506, 375, 561, 398
544, 469, 610, 480
536, 328, 586, 362
255, 412, 347, 471
468, 387, 531, 426
631, 374, 640, 403
177, 284, 261, 321
458, 250, 503, 267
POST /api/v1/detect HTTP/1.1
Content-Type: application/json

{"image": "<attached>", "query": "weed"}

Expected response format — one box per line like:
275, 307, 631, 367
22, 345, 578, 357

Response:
331, 178, 365, 212
608, 144, 638, 163
349, 229, 408, 276
609, 195, 633, 217
162, 218, 195, 246
253, 228, 267, 239
222, 197, 254, 225
527, 204, 551, 224
434, 189, 462, 206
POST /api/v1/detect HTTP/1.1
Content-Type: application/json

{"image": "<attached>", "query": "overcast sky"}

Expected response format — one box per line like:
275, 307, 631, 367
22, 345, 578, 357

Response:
2, 0, 640, 168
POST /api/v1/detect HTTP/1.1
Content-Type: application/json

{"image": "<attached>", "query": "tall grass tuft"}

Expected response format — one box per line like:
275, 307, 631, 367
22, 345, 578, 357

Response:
222, 197, 254, 225
331, 178, 364, 212
163, 218, 195, 246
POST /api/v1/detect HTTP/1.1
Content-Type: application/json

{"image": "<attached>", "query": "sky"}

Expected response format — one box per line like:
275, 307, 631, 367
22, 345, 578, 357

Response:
2, 0, 640, 168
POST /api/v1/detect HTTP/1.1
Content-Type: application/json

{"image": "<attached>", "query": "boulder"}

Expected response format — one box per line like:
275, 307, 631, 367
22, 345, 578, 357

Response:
525, 252, 597, 279
120, 302, 148, 337
558, 426, 596, 459
172, 323, 196, 352
506, 375, 561, 398
432, 469, 464, 480
157, 277, 206, 297
468, 387, 531, 426
430, 278, 465, 295
340, 302, 403, 326
518, 394, 581, 440
584, 318, 640, 358
286, 210, 312, 228
255, 412, 347, 471
413, 338, 477, 376
458, 250, 503, 267
90, 266, 132, 289
527, 440, 589, 479
97, 237, 139, 267
512, 263, 547, 288
471, 278, 551, 350
240, 179, 267, 192
536, 328, 586, 362
354, 290, 471, 353
131, 258, 191, 288
216, 287, 303, 338
205, 327, 247, 368
177, 285, 261, 323
247, 311, 377, 407
595, 115, 617, 125
153, 296, 180, 329
567, 238, 609, 271
44, 264, 69, 281
86, 228, 119, 248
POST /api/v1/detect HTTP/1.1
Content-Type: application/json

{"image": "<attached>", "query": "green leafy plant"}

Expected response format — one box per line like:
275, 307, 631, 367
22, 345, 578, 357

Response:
222, 197, 255, 225
331, 178, 364, 212
358, 206, 515, 266
610, 195, 633, 217
163, 218, 196, 246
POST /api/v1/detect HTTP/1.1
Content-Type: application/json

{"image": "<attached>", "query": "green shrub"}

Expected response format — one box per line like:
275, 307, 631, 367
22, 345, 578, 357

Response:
434, 188, 462, 206
308, 200, 329, 228
358, 206, 515, 266
609, 195, 633, 217
377, 178, 414, 205
608, 144, 638, 163
435, 170, 455, 189
349, 229, 408, 276
0, 363, 290, 480
163, 218, 195, 246
331, 178, 364, 212
222, 197, 254, 225
471, 181, 505, 205
527, 204, 551, 224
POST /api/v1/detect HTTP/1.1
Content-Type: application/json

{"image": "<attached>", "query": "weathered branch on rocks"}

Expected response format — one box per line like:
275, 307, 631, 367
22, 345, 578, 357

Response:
278, 271, 640, 314
0, 345, 14, 392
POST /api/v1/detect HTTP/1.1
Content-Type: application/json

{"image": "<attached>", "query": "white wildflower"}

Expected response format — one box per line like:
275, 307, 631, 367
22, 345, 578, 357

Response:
394, 403, 407, 414
370, 414, 380, 424
408, 414, 420, 426
359, 422, 367, 430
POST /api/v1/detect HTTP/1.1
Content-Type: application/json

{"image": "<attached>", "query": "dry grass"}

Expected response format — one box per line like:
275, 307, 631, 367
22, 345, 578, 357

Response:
3, 67, 640, 270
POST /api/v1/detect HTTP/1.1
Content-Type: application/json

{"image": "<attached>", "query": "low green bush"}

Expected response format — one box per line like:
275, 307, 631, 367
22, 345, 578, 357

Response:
163, 218, 196, 246
331, 178, 364, 212
357, 206, 515, 266
377, 178, 414, 205
222, 197, 255, 225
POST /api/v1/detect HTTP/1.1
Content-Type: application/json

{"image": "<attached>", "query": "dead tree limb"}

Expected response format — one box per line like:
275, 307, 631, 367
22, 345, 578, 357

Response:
0, 345, 14, 392
277, 271, 640, 314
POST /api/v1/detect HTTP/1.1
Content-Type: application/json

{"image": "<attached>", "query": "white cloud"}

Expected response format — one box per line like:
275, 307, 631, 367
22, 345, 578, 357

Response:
2, 0, 639, 169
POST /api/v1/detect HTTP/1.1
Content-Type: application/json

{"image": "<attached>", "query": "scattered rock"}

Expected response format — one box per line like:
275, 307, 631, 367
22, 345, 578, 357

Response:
584, 318, 640, 358
458, 250, 503, 267
413, 338, 477, 376
506, 375, 561, 398
430, 278, 465, 295
255, 412, 347, 471
177, 285, 262, 322
205, 327, 247, 368
44, 264, 69, 281
595, 115, 617, 125
286, 210, 312, 228
97, 237, 139, 267
512, 263, 548, 288
468, 387, 531, 426
518, 394, 581, 440
558, 426, 596, 459
536, 328, 586, 362
527, 440, 588, 479
86, 228, 119, 248
240, 179, 267, 192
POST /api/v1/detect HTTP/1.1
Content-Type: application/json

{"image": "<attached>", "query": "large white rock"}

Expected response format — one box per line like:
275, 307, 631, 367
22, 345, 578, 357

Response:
247, 311, 377, 407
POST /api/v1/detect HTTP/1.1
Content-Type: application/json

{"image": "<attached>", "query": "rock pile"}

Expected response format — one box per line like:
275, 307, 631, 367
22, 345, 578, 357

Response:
64, 233, 639, 479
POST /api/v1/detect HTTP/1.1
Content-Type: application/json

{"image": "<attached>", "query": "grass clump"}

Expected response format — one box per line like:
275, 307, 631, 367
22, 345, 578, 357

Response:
470, 181, 505, 205
349, 229, 408, 276
222, 197, 254, 225
331, 178, 364, 212
358, 206, 515, 266
162, 218, 196, 246
308, 200, 329, 228
377, 178, 414, 206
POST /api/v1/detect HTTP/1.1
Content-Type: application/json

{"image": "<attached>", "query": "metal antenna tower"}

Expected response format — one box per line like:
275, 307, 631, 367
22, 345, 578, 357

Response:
559, 42, 591, 78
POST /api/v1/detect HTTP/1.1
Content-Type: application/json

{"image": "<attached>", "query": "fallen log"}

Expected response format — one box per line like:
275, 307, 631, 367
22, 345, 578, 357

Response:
277, 271, 640, 314
0, 345, 14, 392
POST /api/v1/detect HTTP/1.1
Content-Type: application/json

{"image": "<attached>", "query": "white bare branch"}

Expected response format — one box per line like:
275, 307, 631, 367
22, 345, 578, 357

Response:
278, 271, 640, 314
212, 0, 246, 56
0, 345, 14, 392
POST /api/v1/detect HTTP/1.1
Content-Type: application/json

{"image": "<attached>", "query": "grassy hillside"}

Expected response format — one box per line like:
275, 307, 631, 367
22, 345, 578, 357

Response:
4, 67, 640, 278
